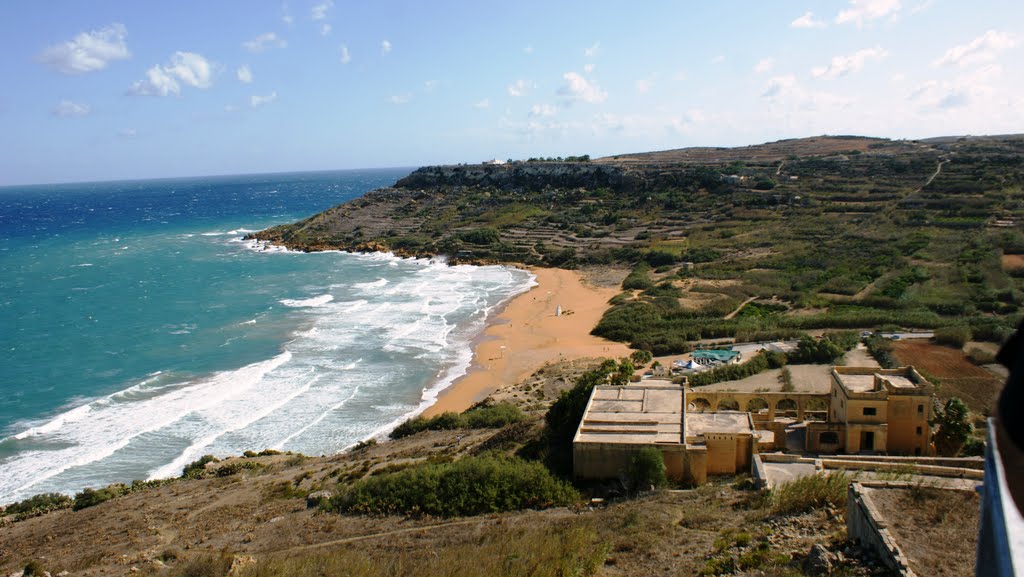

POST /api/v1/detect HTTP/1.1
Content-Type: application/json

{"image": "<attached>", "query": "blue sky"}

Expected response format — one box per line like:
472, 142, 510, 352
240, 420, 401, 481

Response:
1, 0, 1022, 185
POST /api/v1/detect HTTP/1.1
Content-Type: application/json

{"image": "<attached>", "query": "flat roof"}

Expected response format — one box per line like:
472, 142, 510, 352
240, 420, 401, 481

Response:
884, 375, 917, 388
840, 373, 877, 393
692, 349, 740, 361
685, 412, 756, 436
575, 385, 684, 445
836, 370, 924, 393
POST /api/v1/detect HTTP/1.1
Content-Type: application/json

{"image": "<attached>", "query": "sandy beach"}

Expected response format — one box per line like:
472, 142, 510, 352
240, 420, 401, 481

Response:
423, 267, 632, 417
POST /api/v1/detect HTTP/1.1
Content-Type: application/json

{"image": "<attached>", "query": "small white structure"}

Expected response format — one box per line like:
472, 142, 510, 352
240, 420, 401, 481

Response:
482, 158, 507, 165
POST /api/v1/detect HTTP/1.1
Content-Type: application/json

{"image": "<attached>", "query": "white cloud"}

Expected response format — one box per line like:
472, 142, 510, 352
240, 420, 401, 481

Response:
761, 75, 797, 99
761, 74, 853, 111
224, 104, 239, 113
242, 33, 286, 53
320, 23, 332, 36
710, 55, 725, 64
129, 52, 213, 97
250, 91, 278, 108
635, 78, 654, 94
282, 14, 294, 26
753, 58, 775, 73
53, 100, 90, 117
524, 44, 534, 54
791, 11, 826, 29
933, 30, 1018, 68
835, 0, 901, 26
388, 93, 411, 105
339, 45, 351, 64
507, 79, 534, 97
583, 63, 595, 73
312, 0, 333, 20
117, 128, 137, 138
381, 40, 392, 54
529, 104, 556, 117
812, 47, 888, 78
559, 72, 607, 104
584, 42, 600, 57
424, 80, 438, 92
909, 64, 1003, 110
910, 0, 934, 14
473, 98, 490, 109
236, 65, 253, 84
38, 23, 131, 74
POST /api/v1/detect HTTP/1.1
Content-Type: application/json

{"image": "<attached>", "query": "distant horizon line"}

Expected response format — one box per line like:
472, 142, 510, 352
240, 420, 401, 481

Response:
5, 131, 1022, 189
0, 165, 423, 190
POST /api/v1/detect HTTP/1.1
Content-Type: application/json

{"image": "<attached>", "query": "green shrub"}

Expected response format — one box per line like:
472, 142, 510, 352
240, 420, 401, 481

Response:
934, 325, 972, 348
182, 455, 220, 478
865, 335, 898, 368
458, 227, 501, 245
621, 265, 655, 291
2, 492, 73, 517
689, 352, 780, 387
966, 347, 997, 365
771, 472, 850, 515
73, 484, 129, 511
325, 453, 578, 517
389, 402, 525, 439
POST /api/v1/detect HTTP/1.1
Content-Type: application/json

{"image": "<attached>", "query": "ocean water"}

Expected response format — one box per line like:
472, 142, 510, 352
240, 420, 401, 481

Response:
0, 170, 534, 504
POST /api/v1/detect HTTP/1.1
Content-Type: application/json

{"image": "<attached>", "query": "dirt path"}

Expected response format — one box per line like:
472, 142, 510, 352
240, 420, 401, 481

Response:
723, 296, 758, 320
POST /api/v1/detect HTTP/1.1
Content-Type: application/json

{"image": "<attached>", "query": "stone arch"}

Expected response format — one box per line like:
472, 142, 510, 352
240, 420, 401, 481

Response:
688, 397, 712, 412
746, 397, 769, 414
717, 398, 740, 411
776, 398, 798, 417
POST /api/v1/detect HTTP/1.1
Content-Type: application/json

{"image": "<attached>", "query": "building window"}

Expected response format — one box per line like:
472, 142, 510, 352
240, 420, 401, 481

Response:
916, 426, 923, 435
863, 407, 877, 416
914, 448, 922, 456
917, 404, 924, 414
819, 432, 840, 445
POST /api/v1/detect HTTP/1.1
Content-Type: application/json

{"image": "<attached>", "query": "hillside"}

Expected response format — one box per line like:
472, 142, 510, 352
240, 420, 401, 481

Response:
252, 135, 1024, 353
0, 360, 882, 577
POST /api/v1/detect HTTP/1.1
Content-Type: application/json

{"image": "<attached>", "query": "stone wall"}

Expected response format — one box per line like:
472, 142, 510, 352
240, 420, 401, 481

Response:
846, 482, 917, 576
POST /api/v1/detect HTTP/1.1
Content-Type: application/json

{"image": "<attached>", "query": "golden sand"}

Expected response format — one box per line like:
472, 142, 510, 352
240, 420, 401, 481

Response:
423, 267, 631, 416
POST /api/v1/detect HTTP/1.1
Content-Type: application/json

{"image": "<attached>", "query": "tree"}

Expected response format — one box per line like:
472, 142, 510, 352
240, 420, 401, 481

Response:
610, 359, 635, 386
624, 447, 667, 492
932, 398, 972, 456
630, 349, 653, 367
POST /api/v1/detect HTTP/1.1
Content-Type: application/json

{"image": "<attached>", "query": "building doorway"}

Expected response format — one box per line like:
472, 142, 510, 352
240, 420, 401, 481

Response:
861, 431, 875, 451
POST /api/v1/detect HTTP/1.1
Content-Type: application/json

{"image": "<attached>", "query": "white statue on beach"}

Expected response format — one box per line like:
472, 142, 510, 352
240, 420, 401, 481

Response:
556, 304, 562, 317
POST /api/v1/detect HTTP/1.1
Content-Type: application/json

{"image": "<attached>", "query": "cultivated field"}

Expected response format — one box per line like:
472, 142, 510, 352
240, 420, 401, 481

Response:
891, 341, 1003, 414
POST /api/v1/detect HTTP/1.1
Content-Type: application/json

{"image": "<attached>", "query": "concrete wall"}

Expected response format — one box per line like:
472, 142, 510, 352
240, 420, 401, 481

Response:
573, 442, 689, 482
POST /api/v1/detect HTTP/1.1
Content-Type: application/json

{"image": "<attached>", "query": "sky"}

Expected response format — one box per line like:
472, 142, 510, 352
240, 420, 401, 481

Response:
1, 0, 1023, 185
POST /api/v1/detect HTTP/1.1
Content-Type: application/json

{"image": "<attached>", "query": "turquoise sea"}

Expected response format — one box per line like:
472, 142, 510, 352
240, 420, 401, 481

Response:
0, 170, 534, 504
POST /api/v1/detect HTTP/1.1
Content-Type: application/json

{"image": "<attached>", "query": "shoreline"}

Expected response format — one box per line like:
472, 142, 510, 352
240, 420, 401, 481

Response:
422, 266, 632, 417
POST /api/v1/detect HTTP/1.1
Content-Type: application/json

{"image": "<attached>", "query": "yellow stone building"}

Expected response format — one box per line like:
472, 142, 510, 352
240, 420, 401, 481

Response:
806, 366, 934, 455
572, 382, 759, 485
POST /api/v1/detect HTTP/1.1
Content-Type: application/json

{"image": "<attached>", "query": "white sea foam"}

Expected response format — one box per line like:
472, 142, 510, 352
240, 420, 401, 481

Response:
352, 278, 388, 290
0, 254, 535, 504
279, 294, 334, 308
0, 352, 292, 502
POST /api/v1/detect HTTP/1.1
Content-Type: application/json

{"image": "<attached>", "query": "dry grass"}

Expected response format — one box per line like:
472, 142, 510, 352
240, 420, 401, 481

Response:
867, 486, 979, 577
